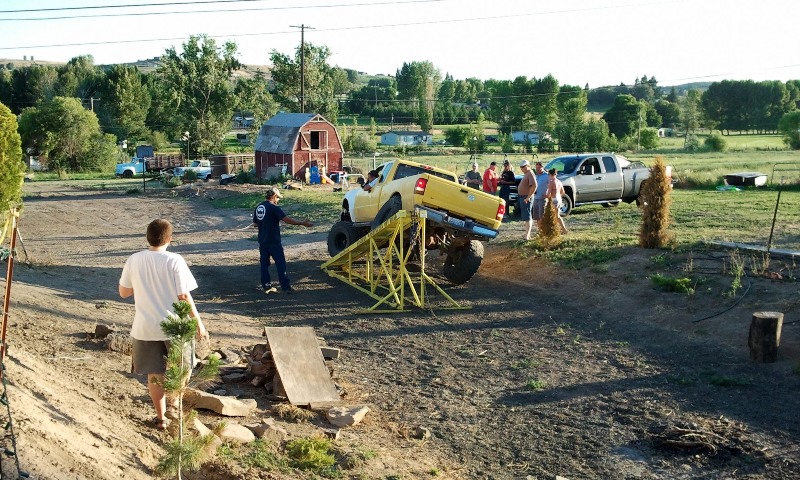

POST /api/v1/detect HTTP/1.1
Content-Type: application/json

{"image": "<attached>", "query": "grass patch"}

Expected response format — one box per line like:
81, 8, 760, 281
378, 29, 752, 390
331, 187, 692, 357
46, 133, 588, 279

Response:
650, 273, 696, 294
216, 439, 293, 474
510, 358, 539, 370
286, 437, 339, 476
209, 188, 343, 226
526, 379, 546, 391
272, 404, 316, 423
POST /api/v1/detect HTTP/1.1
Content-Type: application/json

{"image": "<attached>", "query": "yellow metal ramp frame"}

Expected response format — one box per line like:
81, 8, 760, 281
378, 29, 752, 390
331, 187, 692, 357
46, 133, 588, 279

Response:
320, 209, 468, 312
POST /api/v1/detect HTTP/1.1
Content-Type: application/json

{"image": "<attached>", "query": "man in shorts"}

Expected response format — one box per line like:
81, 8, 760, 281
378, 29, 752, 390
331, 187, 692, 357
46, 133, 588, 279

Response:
517, 160, 537, 240
119, 219, 208, 430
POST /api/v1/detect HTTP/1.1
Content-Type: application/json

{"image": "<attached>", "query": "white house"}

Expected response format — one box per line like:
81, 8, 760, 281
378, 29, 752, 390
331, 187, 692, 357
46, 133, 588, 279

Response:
511, 131, 540, 144
380, 131, 432, 146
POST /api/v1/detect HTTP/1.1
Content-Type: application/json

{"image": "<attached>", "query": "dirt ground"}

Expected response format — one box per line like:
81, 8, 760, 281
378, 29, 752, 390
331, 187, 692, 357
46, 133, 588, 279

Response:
1, 179, 799, 480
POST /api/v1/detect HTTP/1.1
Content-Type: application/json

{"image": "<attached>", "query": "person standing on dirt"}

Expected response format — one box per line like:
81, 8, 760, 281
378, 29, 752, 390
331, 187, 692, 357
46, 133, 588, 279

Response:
464, 162, 481, 189
482, 161, 499, 195
498, 160, 515, 217
532, 161, 549, 230
118, 218, 208, 431
251, 187, 313, 294
517, 160, 537, 240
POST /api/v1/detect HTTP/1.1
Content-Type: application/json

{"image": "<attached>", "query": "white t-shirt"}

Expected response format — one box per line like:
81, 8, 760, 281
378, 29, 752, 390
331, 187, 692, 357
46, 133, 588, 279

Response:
119, 249, 198, 341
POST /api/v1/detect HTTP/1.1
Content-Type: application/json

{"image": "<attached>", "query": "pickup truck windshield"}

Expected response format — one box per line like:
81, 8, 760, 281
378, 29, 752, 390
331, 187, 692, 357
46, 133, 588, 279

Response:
547, 157, 580, 174
393, 164, 456, 183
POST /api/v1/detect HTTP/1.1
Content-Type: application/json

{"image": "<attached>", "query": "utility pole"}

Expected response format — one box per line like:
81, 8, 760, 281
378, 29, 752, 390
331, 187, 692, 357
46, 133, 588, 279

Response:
290, 24, 314, 113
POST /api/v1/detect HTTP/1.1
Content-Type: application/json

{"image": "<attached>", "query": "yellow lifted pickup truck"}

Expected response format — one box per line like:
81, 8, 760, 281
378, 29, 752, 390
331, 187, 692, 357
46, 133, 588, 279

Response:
327, 159, 506, 284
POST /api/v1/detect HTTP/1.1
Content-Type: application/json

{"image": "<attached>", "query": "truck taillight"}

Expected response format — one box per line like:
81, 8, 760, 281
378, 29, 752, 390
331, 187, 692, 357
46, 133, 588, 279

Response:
496, 203, 506, 220
414, 178, 428, 195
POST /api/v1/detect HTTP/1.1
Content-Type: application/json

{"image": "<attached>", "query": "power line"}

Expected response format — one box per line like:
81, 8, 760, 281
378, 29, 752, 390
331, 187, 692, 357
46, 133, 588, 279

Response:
0, 0, 446, 21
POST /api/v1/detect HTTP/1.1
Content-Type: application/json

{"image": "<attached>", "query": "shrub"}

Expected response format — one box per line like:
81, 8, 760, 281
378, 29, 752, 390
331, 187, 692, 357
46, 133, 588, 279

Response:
705, 133, 727, 152
684, 134, 701, 152
639, 155, 672, 248
182, 169, 198, 182
538, 201, 561, 249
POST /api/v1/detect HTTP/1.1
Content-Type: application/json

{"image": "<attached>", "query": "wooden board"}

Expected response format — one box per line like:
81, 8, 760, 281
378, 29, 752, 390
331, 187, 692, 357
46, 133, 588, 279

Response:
264, 327, 341, 406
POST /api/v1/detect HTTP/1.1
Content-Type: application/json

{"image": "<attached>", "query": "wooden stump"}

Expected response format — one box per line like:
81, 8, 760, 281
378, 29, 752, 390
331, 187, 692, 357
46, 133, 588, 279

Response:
748, 311, 783, 363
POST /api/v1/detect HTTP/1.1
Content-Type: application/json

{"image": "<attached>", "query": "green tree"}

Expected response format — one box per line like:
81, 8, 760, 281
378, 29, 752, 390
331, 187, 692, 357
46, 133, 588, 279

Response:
554, 85, 587, 152
654, 99, 681, 128
269, 43, 339, 120
156, 35, 241, 156
584, 117, 614, 151
17, 97, 113, 175
0, 102, 25, 214
395, 61, 441, 131
55, 55, 103, 105
602, 94, 640, 139
9, 64, 59, 114
778, 110, 800, 149
233, 71, 279, 143
97, 64, 151, 143
639, 127, 659, 150
0, 70, 12, 108
681, 89, 703, 145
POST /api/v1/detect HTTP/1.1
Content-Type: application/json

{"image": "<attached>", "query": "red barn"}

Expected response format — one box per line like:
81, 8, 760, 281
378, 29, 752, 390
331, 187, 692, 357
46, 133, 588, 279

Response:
254, 112, 343, 181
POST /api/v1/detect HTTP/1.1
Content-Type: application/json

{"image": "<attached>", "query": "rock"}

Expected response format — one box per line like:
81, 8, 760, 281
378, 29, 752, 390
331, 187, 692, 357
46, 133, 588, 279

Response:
326, 405, 370, 428
195, 334, 211, 360
218, 423, 256, 444
322, 428, 341, 440
245, 418, 288, 441
105, 333, 132, 354
192, 417, 213, 436
184, 389, 257, 417
221, 372, 247, 383
248, 360, 275, 377
217, 349, 242, 364
94, 324, 114, 339
412, 426, 431, 440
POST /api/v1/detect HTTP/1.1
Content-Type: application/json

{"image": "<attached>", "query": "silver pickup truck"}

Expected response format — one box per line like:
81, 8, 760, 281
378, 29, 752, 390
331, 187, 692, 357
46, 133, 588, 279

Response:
545, 153, 665, 215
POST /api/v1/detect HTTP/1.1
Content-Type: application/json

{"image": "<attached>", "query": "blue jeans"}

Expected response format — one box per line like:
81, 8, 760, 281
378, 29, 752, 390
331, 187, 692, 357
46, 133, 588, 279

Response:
259, 243, 290, 290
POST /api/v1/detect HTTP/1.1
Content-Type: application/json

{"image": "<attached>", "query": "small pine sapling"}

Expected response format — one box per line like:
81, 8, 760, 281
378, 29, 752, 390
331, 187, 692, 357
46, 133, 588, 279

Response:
156, 301, 221, 479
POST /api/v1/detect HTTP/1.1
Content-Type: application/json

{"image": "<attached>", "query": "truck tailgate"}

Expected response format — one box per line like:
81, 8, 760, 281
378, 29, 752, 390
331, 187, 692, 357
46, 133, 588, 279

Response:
419, 176, 503, 229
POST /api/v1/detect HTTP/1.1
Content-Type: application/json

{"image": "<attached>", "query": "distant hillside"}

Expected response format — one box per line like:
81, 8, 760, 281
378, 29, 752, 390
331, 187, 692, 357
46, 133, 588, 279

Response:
0, 56, 271, 80
0, 57, 65, 69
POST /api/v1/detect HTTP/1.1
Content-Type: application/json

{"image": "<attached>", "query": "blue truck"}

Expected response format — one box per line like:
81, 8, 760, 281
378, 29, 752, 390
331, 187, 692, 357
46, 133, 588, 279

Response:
115, 145, 185, 177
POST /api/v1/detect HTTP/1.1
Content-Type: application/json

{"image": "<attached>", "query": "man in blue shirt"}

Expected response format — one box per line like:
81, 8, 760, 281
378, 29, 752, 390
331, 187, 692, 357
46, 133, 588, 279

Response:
251, 187, 312, 294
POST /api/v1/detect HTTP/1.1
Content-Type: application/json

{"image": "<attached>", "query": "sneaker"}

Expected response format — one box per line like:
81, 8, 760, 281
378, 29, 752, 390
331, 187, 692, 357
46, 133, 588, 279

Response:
284, 287, 295, 294
263, 284, 278, 294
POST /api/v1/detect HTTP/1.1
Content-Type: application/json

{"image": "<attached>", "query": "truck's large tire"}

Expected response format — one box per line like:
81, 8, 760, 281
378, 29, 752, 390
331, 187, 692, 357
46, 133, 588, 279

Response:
559, 194, 573, 216
327, 221, 367, 257
122, 170, 133, 178
370, 195, 402, 230
442, 240, 484, 285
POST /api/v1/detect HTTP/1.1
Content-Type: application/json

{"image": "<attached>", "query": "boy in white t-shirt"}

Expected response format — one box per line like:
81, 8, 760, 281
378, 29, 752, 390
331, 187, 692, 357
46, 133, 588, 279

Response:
119, 219, 208, 430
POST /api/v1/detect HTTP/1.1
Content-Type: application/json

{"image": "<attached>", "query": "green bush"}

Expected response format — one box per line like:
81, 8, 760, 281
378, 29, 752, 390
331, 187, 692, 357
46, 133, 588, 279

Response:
705, 133, 727, 152
183, 169, 198, 182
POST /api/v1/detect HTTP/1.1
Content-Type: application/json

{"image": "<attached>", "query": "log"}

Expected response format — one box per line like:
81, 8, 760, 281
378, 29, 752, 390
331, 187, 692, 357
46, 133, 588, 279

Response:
748, 311, 783, 363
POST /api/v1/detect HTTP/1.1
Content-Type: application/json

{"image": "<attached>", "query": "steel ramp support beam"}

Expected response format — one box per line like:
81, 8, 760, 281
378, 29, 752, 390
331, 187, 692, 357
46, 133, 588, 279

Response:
321, 209, 468, 311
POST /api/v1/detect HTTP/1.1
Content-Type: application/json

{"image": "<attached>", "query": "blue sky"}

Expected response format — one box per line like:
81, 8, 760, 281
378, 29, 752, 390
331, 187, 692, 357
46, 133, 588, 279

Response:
1, 0, 798, 88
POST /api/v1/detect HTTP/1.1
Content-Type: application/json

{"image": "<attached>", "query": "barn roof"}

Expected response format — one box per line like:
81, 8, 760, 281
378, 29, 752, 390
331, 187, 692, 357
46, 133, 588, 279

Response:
255, 112, 321, 154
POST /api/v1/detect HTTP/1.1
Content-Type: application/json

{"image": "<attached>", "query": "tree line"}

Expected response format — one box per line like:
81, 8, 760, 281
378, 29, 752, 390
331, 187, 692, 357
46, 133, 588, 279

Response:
2, 36, 800, 174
